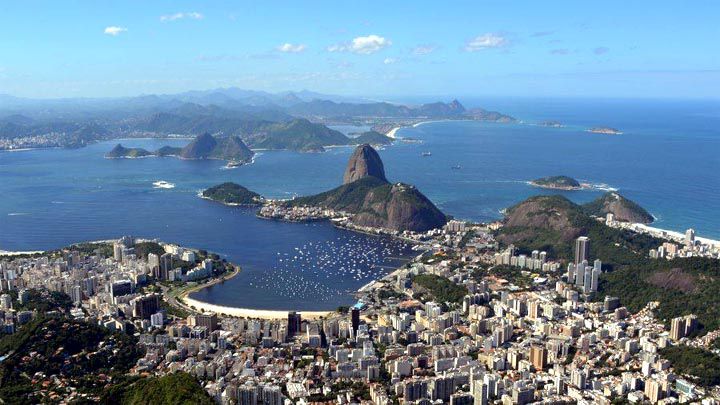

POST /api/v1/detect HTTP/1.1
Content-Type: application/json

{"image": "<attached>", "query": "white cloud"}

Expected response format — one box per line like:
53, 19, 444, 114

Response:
383, 57, 397, 65
413, 45, 436, 55
277, 43, 307, 53
160, 12, 204, 22
103, 26, 127, 36
465, 33, 509, 51
327, 34, 391, 55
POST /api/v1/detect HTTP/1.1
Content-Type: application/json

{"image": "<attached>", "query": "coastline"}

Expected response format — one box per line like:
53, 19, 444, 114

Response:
173, 252, 332, 320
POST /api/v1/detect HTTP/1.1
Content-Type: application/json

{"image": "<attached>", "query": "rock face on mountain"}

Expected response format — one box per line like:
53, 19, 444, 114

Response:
177, 133, 254, 162
212, 136, 254, 162
582, 192, 653, 223
343, 144, 387, 184
349, 131, 394, 146
105, 144, 153, 158
289, 144, 446, 232
499, 195, 586, 246
179, 133, 218, 159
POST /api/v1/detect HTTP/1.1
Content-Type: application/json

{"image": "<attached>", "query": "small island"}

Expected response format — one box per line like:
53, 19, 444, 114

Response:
349, 130, 394, 146
587, 126, 623, 135
530, 175, 584, 190
104, 133, 255, 164
106, 144, 154, 158
538, 120, 564, 128
201, 182, 263, 206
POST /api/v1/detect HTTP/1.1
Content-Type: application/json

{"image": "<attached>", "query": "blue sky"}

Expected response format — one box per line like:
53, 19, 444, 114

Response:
1, 0, 718, 99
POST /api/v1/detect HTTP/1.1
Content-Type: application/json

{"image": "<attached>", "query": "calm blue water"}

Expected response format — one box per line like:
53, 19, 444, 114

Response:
1, 98, 718, 310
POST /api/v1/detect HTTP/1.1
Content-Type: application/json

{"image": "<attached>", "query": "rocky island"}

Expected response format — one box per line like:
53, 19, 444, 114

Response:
587, 126, 623, 135
105, 133, 255, 164
348, 130, 394, 146
261, 144, 447, 233
530, 175, 584, 190
538, 120, 564, 128
201, 182, 263, 206
105, 144, 154, 158
530, 176, 585, 191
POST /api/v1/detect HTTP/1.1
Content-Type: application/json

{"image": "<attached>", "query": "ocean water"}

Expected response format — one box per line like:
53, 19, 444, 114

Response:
0, 98, 718, 310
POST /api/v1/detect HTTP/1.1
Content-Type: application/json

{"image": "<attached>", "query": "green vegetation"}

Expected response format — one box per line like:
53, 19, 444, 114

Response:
471, 265, 534, 288
69, 241, 115, 257
531, 175, 581, 189
307, 381, 371, 403
288, 176, 446, 232
9, 289, 72, 313
102, 372, 213, 405
412, 274, 467, 304
288, 176, 388, 210
249, 119, 349, 151
349, 131, 394, 145
202, 182, 262, 205
133, 241, 166, 259
156, 145, 183, 156
0, 316, 144, 403
660, 345, 720, 387
599, 257, 720, 332
498, 194, 720, 334
582, 192, 654, 224
106, 144, 154, 158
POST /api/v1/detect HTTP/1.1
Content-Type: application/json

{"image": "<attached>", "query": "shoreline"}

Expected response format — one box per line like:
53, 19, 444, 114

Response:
178, 266, 331, 319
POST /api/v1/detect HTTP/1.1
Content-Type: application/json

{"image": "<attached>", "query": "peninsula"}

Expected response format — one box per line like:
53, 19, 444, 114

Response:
259, 144, 447, 233
583, 191, 654, 224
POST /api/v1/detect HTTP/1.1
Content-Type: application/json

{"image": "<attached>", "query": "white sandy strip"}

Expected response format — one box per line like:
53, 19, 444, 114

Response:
385, 127, 401, 139
0, 250, 44, 256
630, 223, 720, 247
183, 295, 330, 320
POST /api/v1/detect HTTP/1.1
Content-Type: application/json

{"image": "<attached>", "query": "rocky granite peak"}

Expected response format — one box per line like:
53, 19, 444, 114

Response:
582, 192, 654, 224
343, 144, 387, 185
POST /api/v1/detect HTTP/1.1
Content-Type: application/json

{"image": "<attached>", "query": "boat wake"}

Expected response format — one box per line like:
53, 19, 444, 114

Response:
586, 182, 618, 192
152, 180, 175, 189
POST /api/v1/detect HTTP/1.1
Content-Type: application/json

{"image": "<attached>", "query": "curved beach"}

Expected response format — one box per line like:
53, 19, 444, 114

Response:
179, 266, 331, 320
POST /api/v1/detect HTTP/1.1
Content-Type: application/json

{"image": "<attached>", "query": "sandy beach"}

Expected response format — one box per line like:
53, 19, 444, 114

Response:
385, 126, 401, 139
176, 266, 331, 320
182, 295, 330, 320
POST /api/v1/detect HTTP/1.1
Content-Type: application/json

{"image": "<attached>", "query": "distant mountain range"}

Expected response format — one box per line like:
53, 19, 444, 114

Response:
0, 88, 515, 151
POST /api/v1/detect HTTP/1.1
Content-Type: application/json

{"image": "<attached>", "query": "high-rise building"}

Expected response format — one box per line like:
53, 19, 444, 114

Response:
159, 253, 173, 280
450, 393, 473, 405
132, 294, 160, 319
645, 379, 662, 403
574, 236, 590, 265
113, 243, 124, 261
351, 307, 360, 334
430, 375, 455, 402
670, 316, 686, 340
110, 279, 133, 303
685, 228, 695, 246
529, 345, 548, 370
196, 313, 218, 332
288, 311, 302, 337
150, 312, 164, 328
472, 382, 488, 405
